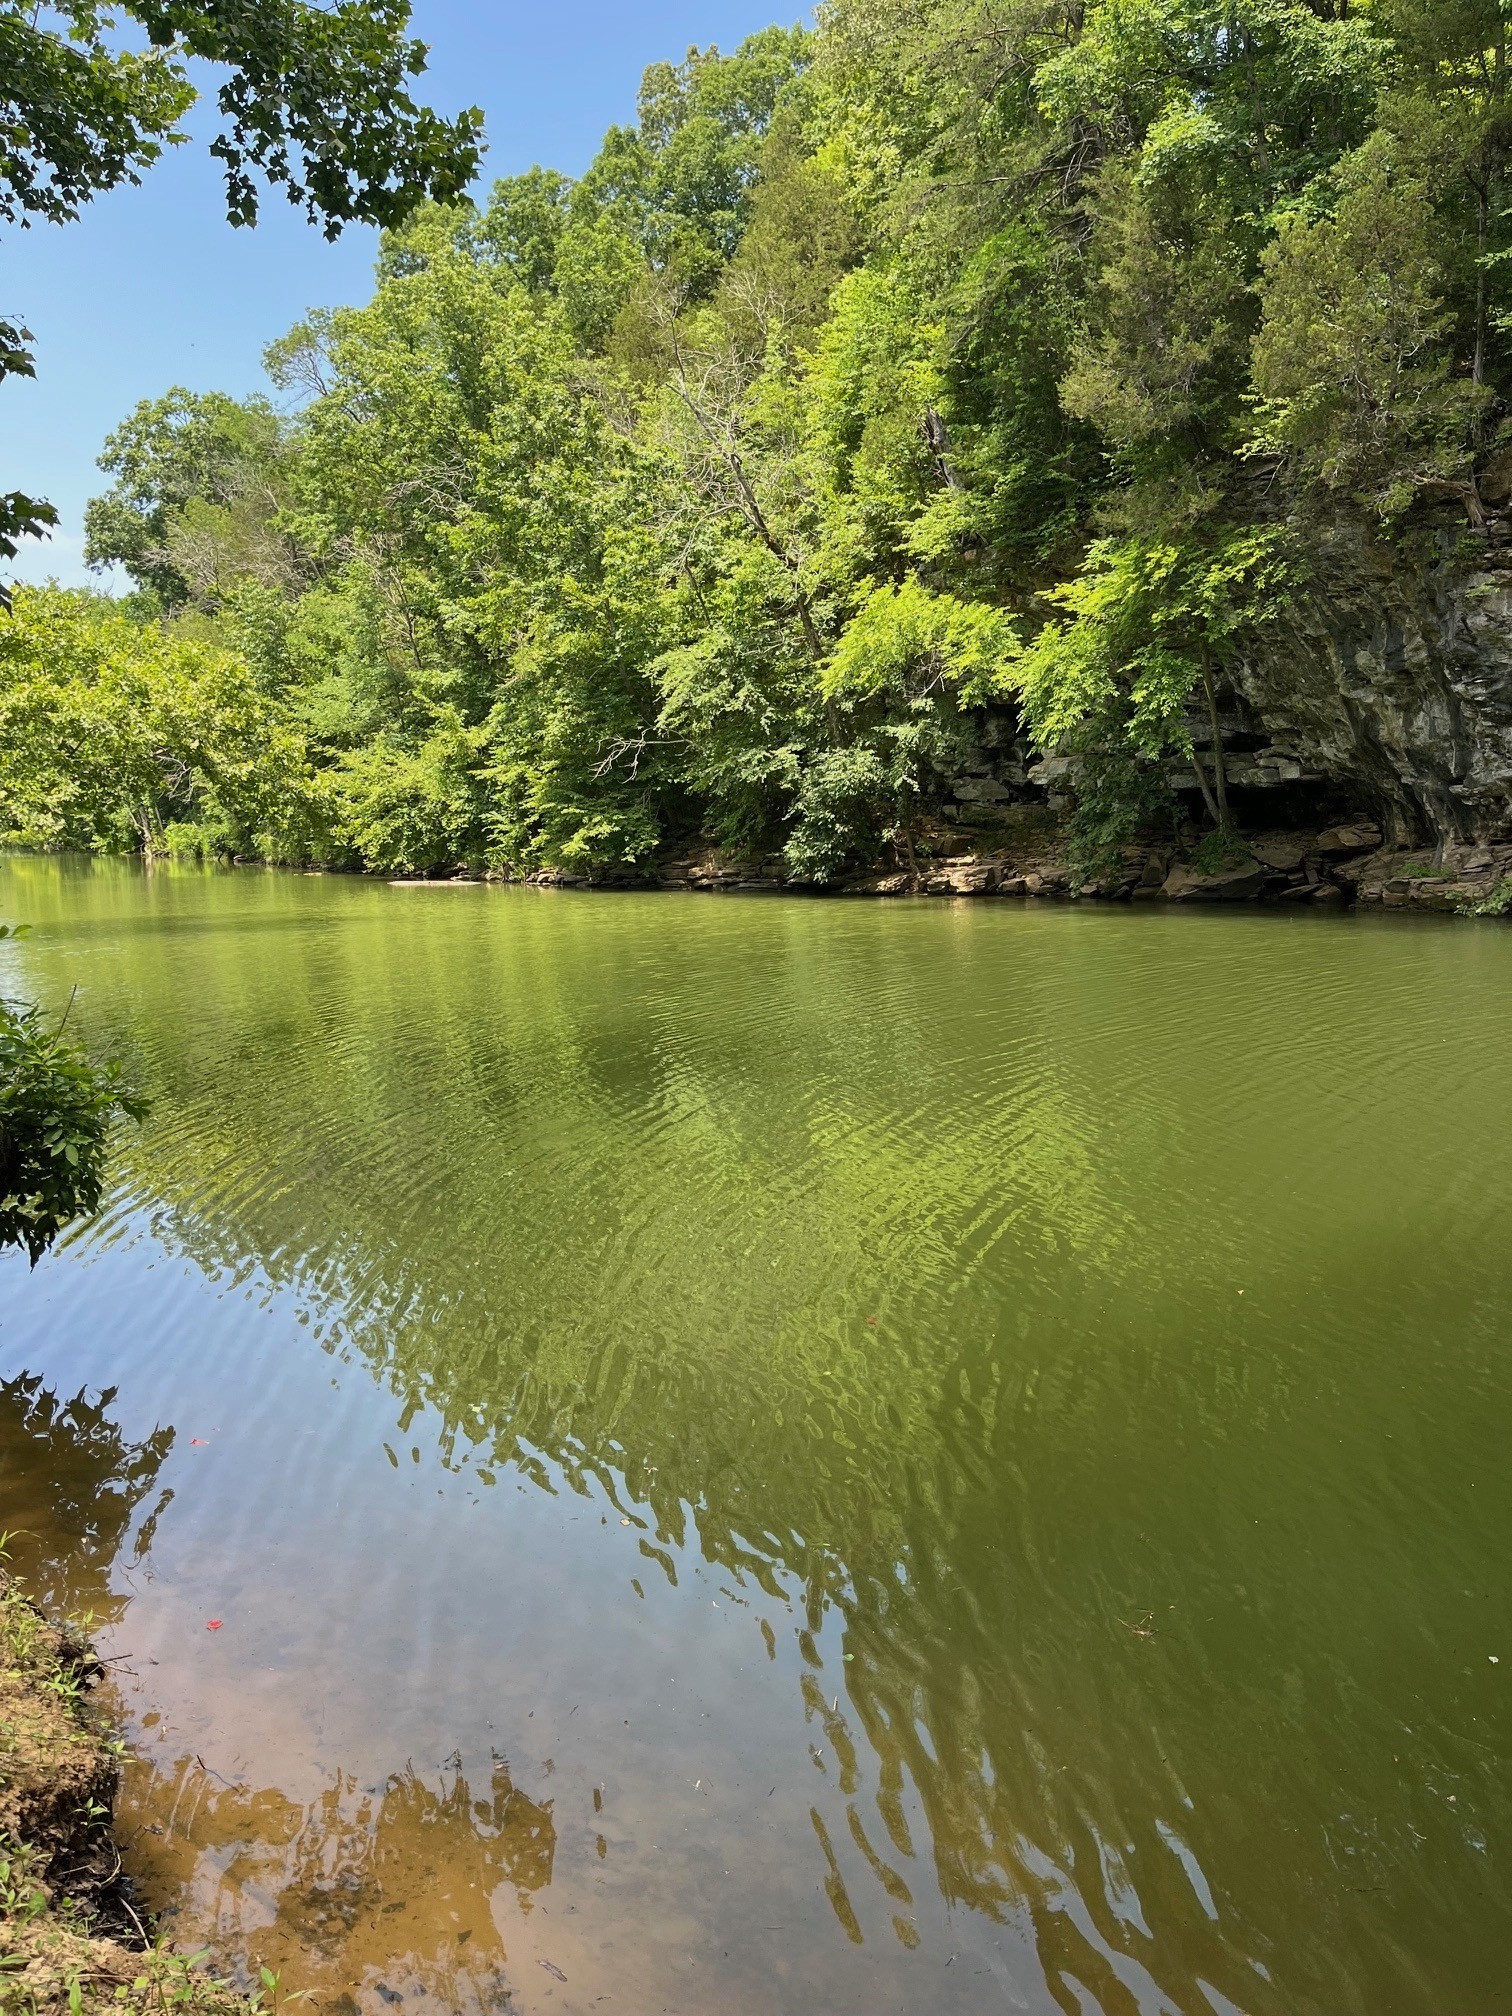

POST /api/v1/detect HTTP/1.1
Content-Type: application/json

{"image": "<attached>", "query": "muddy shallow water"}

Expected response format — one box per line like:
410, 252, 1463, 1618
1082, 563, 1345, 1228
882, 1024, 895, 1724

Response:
1, 855, 1508, 2016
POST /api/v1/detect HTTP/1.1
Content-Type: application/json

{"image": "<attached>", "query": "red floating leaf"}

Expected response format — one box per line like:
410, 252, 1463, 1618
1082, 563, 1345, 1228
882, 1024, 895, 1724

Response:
190, 1438, 209, 1446
206, 1619, 223, 1631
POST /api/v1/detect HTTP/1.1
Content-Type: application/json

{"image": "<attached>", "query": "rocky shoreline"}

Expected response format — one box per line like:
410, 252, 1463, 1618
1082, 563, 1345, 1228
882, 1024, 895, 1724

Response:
515, 824, 1512, 915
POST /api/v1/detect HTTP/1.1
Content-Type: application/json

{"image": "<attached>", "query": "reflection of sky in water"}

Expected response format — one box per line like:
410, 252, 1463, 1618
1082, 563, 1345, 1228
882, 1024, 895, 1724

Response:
1, 856, 1510, 2015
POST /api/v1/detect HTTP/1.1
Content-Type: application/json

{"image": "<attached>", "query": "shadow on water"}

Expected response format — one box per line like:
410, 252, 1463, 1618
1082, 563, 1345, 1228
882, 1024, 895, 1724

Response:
2, 854, 1510, 2015
0, 1372, 175, 1620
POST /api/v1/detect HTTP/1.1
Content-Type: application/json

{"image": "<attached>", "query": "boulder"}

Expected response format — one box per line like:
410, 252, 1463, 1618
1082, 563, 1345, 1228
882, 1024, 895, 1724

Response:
942, 862, 999, 894
1477, 446, 1512, 508
1316, 823, 1383, 856
926, 859, 1000, 894
1407, 879, 1476, 910
1329, 850, 1380, 885
1251, 834, 1309, 872
1161, 856, 1270, 901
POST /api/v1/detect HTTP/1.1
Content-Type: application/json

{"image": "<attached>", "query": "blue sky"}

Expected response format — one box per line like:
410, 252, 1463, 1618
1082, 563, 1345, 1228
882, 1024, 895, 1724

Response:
3, 0, 796, 587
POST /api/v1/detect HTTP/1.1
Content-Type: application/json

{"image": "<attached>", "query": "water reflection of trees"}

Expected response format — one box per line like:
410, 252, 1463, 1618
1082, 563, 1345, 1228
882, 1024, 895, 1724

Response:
10, 866, 1485, 2012
28, 880, 1251, 2006
106, 1220, 1284, 2009
0, 1372, 174, 1619
132, 1751, 553, 2014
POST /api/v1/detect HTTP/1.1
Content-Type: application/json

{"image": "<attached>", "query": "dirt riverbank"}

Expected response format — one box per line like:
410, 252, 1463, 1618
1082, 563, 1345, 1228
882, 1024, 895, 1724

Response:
0, 1571, 251, 2016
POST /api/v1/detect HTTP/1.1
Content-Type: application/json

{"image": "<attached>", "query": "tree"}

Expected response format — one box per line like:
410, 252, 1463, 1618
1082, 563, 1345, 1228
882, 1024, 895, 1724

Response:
84, 389, 292, 607
1374, 0, 1512, 413
1, 0, 484, 582
1249, 133, 1489, 514
0, 587, 319, 858
1012, 530, 1298, 855
545, 27, 813, 343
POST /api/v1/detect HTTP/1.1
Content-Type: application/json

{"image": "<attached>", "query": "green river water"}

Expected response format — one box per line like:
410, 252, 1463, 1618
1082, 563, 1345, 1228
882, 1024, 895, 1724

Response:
0, 854, 1508, 2016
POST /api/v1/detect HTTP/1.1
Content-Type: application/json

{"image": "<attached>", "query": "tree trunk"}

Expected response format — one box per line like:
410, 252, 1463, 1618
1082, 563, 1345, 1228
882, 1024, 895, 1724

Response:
1473, 159, 1490, 425
1475, 25, 1507, 438
898, 824, 920, 888
922, 409, 961, 490
663, 332, 823, 663
1189, 750, 1223, 829
1199, 667, 1233, 829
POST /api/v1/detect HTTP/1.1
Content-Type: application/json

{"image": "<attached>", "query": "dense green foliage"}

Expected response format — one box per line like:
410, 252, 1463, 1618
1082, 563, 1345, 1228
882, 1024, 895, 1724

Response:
0, 929, 144, 1262
0, 0, 482, 237
22, 0, 1512, 874
0, 0, 483, 585
0, 591, 318, 858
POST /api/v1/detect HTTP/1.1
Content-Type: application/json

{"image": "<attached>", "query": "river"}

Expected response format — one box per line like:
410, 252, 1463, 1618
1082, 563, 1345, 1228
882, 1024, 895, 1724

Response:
0, 854, 1508, 2016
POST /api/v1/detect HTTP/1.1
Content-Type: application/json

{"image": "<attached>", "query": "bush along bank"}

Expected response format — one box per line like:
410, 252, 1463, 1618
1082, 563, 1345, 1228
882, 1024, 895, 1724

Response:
0, 1570, 258, 2016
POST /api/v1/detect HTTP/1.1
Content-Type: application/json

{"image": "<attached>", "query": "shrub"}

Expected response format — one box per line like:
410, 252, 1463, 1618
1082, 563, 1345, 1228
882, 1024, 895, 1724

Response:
0, 931, 145, 1262
1456, 876, 1512, 917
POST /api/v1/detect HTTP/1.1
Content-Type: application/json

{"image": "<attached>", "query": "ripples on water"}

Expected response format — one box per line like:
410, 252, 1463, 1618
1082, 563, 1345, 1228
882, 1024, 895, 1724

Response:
0, 855, 1508, 2015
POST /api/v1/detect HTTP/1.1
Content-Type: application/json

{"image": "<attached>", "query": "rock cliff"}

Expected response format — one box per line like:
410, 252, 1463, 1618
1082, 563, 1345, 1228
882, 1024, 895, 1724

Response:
1227, 507, 1512, 846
